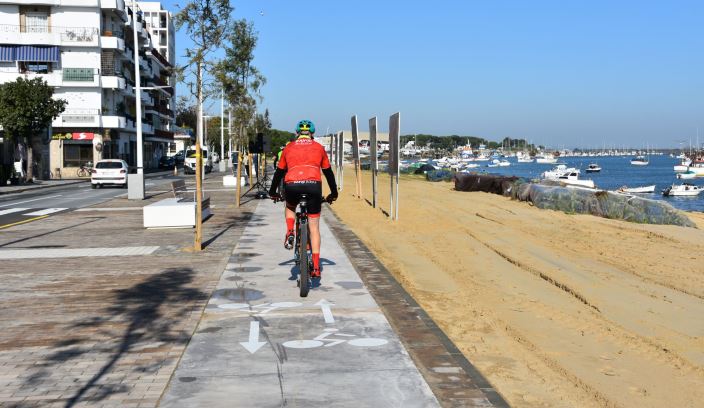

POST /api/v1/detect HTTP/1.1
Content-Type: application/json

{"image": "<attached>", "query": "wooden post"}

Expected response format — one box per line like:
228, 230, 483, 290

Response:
236, 150, 242, 207
194, 142, 203, 250
248, 153, 254, 186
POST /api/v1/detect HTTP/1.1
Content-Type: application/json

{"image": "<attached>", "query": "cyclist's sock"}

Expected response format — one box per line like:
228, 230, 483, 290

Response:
312, 253, 320, 270
286, 217, 295, 232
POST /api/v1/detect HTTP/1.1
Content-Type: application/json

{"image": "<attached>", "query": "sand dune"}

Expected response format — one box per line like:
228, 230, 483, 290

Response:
329, 168, 704, 408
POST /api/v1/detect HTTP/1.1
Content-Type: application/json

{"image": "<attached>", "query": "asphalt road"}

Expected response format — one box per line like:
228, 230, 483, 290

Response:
0, 172, 186, 229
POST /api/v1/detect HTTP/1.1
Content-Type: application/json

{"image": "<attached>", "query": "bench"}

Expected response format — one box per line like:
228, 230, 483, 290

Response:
171, 179, 210, 211
142, 180, 211, 228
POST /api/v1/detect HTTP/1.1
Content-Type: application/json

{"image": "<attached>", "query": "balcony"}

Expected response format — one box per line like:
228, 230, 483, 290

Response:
100, 35, 125, 51
0, 1, 98, 5
54, 109, 100, 128
102, 115, 127, 129
101, 75, 126, 90
0, 24, 99, 47
100, 0, 127, 21
62, 68, 99, 86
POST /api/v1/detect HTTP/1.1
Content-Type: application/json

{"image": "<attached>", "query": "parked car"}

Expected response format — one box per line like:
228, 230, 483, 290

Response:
159, 155, 176, 169
91, 159, 128, 188
173, 150, 185, 166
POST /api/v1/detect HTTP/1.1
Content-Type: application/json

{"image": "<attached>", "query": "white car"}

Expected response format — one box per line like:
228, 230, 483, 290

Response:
91, 159, 128, 188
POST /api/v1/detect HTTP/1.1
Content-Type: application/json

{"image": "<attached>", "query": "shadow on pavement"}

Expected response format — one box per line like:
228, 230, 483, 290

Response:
11, 267, 207, 408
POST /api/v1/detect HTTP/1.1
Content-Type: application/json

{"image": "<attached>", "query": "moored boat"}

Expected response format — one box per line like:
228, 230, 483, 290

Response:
542, 165, 595, 188
585, 163, 601, 173
616, 185, 656, 194
662, 183, 703, 197
677, 171, 697, 180
630, 155, 649, 166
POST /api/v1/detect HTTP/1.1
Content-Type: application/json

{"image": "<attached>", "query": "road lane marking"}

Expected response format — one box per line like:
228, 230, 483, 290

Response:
0, 195, 62, 208
0, 215, 49, 230
0, 208, 29, 216
23, 208, 67, 216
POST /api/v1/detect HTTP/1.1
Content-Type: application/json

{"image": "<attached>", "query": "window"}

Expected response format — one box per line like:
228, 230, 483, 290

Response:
20, 61, 51, 74
95, 161, 123, 169
26, 12, 49, 33
63, 144, 93, 167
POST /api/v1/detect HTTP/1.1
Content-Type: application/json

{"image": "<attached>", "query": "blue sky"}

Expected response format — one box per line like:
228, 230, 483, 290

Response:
164, 0, 703, 148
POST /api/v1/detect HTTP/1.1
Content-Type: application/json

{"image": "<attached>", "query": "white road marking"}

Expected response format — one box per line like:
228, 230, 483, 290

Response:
0, 208, 29, 216
315, 299, 335, 324
0, 246, 159, 259
75, 207, 143, 212
0, 195, 62, 208
239, 321, 267, 354
23, 208, 67, 216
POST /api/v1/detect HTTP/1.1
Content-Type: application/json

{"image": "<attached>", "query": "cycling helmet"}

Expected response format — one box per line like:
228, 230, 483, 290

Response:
295, 119, 315, 135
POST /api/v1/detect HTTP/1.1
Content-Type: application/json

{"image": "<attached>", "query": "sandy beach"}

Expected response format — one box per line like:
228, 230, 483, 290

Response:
328, 167, 704, 408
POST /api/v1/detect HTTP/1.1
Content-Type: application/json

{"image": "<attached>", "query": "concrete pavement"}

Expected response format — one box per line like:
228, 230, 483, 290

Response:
159, 199, 441, 407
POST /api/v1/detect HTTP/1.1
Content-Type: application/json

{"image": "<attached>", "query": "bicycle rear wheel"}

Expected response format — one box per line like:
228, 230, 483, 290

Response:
298, 218, 310, 297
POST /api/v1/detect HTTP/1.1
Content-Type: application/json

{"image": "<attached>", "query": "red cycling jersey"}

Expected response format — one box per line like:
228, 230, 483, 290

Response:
277, 136, 331, 183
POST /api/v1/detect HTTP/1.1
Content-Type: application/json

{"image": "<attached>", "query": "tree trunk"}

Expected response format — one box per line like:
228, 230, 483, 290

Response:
25, 136, 33, 182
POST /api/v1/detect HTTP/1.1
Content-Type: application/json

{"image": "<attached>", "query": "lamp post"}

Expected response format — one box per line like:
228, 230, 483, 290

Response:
128, 0, 145, 200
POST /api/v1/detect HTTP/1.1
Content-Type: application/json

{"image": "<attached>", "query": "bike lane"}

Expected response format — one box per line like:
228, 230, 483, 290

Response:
159, 199, 441, 407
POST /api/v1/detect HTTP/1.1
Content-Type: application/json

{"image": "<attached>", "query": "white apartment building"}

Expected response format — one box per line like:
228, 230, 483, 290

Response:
138, 1, 174, 66
0, 0, 176, 179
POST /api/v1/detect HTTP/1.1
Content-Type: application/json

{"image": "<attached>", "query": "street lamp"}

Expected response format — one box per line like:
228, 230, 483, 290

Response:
128, 0, 145, 200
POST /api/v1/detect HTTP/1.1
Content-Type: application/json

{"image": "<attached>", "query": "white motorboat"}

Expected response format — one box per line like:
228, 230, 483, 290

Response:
535, 153, 558, 164
517, 157, 534, 163
616, 185, 655, 194
498, 160, 511, 167
542, 165, 595, 188
585, 163, 601, 173
674, 157, 692, 173
688, 161, 704, 176
630, 155, 649, 166
677, 171, 697, 180
662, 183, 703, 197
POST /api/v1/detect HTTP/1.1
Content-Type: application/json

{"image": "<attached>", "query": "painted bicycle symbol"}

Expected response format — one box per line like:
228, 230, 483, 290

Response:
218, 302, 302, 315
282, 328, 388, 349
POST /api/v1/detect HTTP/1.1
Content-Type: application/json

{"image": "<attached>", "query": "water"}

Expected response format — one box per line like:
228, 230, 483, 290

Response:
428, 155, 703, 213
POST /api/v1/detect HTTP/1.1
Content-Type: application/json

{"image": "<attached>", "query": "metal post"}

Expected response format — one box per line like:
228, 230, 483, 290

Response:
127, 0, 145, 199
219, 90, 226, 172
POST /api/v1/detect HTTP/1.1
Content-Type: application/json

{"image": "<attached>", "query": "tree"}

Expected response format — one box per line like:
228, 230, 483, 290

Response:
175, 0, 233, 250
175, 96, 198, 131
213, 19, 266, 150
0, 77, 66, 181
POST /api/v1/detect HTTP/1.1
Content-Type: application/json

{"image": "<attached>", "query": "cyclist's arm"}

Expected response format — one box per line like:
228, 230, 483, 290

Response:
322, 167, 337, 195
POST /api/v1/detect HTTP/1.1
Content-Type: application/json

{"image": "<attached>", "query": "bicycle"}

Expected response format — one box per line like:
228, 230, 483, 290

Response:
273, 194, 332, 297
76, 161, 93, 178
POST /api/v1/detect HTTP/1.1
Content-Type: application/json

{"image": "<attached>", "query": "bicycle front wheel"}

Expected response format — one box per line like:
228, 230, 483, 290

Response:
298, 219, 310, 297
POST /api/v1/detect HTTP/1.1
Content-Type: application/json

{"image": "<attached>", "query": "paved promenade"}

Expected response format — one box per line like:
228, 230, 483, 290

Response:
0, 171, 506, 407
159, 200, 440, 407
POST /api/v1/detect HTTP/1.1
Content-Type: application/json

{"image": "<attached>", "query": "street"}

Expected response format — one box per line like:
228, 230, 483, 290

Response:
0, 172, 186, 229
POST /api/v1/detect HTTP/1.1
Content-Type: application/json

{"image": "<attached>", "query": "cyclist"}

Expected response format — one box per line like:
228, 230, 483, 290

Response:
269, 120, 338, 279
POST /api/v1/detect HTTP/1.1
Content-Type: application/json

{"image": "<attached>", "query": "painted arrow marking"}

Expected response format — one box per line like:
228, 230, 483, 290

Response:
240, 321, 267, 354
315, 299, 335, 324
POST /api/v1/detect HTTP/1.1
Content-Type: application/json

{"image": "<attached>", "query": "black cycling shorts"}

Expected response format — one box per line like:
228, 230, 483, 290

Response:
283, 181, 322, 215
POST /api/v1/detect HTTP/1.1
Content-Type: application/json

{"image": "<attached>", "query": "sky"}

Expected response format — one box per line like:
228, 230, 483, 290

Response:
163, 0, 704, 149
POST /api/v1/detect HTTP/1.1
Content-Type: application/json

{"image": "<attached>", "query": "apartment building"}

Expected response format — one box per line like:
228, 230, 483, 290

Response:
0, 0, 176, 179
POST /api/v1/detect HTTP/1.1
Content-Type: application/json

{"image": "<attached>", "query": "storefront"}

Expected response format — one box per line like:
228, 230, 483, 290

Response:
49, 130, 102, 179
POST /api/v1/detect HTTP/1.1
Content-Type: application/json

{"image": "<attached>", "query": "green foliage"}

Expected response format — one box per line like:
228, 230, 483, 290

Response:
399, 133, 536, 151
268, 129, 295, 154
0, 77, 66, 142
175, 96, 197, 130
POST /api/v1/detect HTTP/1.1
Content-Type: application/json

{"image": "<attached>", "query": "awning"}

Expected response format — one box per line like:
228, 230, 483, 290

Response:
0, 46, 15, 62
15, 45, 60, 62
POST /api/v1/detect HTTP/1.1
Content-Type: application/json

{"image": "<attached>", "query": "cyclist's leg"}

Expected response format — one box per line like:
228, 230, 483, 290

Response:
282, 183, 299, 248
305, 183, 323, 275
